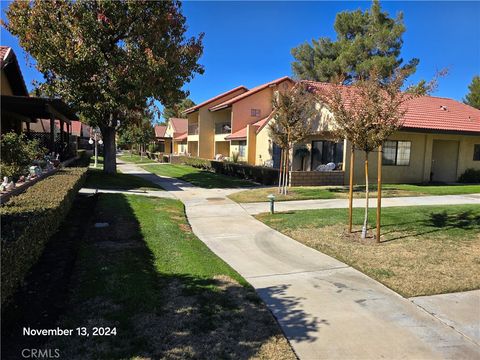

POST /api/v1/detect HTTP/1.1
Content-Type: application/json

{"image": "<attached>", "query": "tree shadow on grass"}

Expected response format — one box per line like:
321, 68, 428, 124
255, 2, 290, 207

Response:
46, 194, 295, 360
381, 210, 480, 243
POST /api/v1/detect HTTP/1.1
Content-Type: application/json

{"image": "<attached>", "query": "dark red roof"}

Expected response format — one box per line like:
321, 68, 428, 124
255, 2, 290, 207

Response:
174, 131, 187, 141
210, 76, 293, 111
305, 81, 480, 134
169, 117, 187, 134
225, 127, 247, 140
154, 125, 167, 138
184, 86, 248, 114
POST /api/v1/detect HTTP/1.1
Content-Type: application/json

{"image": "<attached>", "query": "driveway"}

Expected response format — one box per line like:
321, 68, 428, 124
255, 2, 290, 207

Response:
119, 162, 480, 359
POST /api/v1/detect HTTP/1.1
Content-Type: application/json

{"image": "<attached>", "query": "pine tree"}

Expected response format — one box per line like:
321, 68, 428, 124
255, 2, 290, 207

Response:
464, 76, 480, 110
291, 0, 419, 83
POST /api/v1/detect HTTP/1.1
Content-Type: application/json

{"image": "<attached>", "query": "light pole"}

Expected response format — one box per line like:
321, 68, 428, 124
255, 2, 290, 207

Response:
89, 128, 103, 168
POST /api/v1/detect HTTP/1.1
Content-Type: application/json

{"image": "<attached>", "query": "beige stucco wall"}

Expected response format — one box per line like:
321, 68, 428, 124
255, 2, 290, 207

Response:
342, 131, 480, 185
255, 123, 273, 166
230, 140, 247, 162
188, 141, 198, 157
174, 141, 187, 154
195, 88, 245, 159
215, 141, 230, 157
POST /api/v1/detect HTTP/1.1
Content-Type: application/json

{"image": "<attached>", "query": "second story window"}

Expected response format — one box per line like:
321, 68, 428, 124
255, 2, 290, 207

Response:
251, 109, 261, 117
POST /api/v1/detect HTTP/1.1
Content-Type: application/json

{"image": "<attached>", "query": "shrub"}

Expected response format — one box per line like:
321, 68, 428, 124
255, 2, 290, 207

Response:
458, 168, 480, 183
176, 156, 279, 185
1, 167, 87, 306
0, 132, 46, 181
148, 143, 159, 153
68, 150, 92, 167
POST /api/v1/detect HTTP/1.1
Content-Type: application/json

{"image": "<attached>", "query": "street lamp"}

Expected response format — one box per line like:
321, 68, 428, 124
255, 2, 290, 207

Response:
89, 128, 103, 168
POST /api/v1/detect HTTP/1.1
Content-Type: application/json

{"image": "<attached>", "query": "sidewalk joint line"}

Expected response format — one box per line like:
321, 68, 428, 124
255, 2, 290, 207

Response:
245, 265, 351, 279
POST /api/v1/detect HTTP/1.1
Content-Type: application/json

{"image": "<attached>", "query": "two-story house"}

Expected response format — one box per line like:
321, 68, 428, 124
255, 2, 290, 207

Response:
184, 77, 293, 163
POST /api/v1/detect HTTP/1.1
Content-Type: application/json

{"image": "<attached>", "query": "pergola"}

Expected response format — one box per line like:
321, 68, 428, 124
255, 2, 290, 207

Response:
1, 95, 78, 157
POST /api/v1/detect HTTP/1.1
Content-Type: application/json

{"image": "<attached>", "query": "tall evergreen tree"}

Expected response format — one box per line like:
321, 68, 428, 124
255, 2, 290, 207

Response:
463, 75, 480, 110
291, 0, 418, 84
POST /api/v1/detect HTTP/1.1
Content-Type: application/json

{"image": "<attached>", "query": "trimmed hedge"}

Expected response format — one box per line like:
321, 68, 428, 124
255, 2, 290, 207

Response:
459, 168, 480, 183
175, 156, 279, 185
1, 168, 87, 306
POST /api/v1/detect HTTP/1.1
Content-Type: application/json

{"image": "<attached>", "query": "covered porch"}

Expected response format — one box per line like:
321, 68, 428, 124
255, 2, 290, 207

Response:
1, 95, 78, 160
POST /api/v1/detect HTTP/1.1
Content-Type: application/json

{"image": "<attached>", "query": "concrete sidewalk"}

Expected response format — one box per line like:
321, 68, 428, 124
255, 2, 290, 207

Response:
118, 161, 480, 359
240, 193, 480, 215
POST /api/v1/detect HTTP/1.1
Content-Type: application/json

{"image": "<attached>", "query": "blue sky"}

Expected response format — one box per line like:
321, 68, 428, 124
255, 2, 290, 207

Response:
2, 1, 479, 111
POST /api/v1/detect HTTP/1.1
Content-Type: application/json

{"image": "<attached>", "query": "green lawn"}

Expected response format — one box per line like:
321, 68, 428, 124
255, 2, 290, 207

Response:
118, 153, 157, 164
48, 194, 294, 359
85, 156, 163, 191
257, 205, 480, 297
142, 164, 255, 189
229, 183, 480, 203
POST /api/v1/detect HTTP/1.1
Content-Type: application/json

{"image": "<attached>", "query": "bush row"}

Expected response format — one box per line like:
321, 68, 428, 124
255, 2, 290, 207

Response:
1, 167, 88, 306
145, 151, 169, 163
458, 168, 480, 183
175, 156, 279, 185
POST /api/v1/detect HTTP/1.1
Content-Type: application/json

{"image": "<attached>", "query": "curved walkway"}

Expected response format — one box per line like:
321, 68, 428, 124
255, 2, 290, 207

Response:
119, 161, 480, 359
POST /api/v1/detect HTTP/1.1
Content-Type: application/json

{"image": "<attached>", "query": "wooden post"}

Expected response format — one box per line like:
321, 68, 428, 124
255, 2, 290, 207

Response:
278, 148, 284, 194
49, 114, 55, 153
348, 147, 355, 233
376, 145, 383, 243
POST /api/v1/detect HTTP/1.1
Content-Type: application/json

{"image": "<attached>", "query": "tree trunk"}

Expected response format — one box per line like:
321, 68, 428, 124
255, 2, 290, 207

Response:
348, 147, 355, 233
102, 125, 117, 174
361, 152, 369, 239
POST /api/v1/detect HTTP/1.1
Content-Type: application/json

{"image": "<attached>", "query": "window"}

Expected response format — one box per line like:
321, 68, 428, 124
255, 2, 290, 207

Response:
311, 140, 344, 170
238, 140, 247, 157
251, 109, 261, 117
474, 144, 480, 161
382, 141, 411, 166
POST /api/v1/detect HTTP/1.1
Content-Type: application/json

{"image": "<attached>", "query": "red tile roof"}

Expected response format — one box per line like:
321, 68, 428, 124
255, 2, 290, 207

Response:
154, 125, 167, 138
225, 127, 247, 140
184, 86, 248, 114
401, 96, 480, 133
253, 112, 274, 134
305, 81, 480, 134
225, 112, 274, 140
169, 117, 187, 134
209, 76, 293, 111
174, 132, 187, 141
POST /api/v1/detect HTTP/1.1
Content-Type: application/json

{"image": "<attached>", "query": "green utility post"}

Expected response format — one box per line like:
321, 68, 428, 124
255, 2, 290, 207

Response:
267, 194, 276, 214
